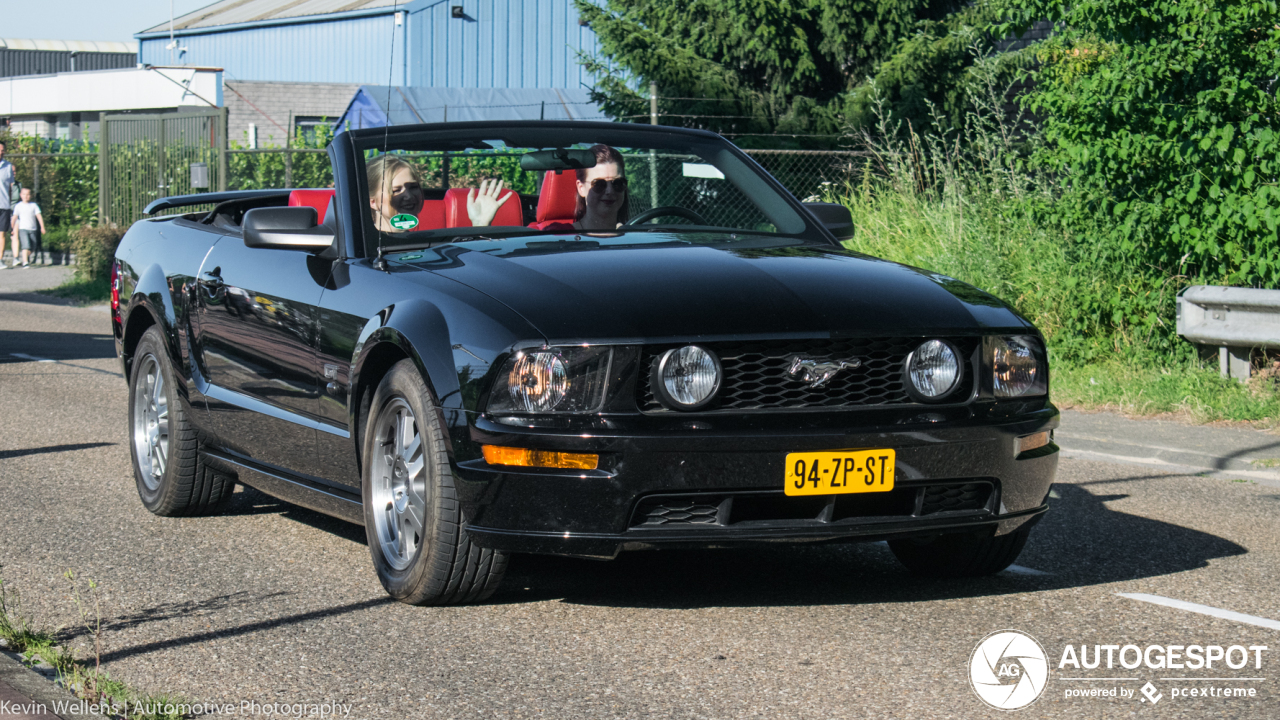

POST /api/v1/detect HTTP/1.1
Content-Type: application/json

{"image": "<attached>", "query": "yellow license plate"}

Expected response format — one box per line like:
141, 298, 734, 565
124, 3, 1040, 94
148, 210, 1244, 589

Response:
784, 449, 896, 496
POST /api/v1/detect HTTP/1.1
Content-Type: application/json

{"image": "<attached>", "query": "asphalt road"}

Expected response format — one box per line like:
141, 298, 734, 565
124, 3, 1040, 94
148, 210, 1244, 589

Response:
1, 290, 1278, 719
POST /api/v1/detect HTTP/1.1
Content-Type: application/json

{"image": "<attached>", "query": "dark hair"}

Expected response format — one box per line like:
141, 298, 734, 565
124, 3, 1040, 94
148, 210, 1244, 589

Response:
574, 144, 628, 223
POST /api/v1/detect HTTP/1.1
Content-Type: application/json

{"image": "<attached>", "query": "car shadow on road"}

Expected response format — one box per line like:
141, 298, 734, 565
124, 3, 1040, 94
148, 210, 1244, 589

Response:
219, 485, 366, 543
0, 329, 117, 361
488, 481, 1247, 609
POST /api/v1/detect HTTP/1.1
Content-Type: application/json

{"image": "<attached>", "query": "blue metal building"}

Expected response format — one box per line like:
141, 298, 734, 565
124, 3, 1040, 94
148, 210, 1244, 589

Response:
136, 0, 601, 89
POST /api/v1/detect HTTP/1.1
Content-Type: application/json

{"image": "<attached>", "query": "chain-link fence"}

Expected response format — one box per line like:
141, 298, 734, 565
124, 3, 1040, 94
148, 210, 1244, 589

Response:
6, 145, 866, 239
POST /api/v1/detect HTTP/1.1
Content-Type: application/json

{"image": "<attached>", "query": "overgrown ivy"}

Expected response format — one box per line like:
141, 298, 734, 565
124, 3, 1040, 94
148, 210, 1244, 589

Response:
997, 0, 1280, 359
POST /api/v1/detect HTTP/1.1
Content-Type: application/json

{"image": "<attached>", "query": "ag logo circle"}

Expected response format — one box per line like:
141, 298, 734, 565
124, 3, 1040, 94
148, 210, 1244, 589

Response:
969, 630, 1050, 710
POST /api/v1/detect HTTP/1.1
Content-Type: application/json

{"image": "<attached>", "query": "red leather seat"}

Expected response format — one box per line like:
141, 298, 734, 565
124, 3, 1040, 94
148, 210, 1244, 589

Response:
443, 187, 523, 227
417, 199, 446, 230
287, 189, 335, 224
529, 171, 579, 229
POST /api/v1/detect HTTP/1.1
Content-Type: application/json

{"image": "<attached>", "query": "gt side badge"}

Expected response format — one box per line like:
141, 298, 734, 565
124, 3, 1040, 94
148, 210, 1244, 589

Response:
389, 213, 419, 230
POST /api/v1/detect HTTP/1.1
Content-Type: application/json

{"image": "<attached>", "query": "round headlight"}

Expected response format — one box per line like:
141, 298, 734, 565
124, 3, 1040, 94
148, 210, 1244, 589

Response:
905, 340, 961, 401
652, 345, 721, 410
507, 351, 568, 412
991, 337, 1039, 397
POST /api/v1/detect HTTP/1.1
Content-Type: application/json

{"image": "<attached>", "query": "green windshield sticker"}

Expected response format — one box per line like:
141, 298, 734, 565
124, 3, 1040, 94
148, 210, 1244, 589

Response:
389, 213, 419, 230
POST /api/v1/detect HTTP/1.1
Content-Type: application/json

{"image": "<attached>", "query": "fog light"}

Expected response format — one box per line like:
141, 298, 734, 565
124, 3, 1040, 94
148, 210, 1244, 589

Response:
652, 345, 721, 410
482, 445, 599, 470
1015, 431, 1051, 456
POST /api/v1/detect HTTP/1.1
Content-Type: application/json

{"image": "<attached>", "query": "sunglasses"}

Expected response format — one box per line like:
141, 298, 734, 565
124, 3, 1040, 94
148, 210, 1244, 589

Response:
588, 177, 628, 193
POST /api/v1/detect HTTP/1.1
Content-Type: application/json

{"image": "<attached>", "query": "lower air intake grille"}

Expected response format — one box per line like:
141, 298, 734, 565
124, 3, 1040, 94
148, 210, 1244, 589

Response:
920, 483, 992, 515
634, 498, 722, 526
628, 481, 997, 529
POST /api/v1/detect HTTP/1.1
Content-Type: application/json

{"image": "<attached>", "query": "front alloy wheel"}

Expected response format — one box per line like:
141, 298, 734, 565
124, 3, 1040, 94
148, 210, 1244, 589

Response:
361, 359, 507, 605
369, 397, 429, 571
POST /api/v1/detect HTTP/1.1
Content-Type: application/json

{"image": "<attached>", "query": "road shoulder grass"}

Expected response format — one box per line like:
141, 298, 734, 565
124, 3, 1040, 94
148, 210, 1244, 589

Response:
39, 276, 110, 305
1052, 359, 1280, 430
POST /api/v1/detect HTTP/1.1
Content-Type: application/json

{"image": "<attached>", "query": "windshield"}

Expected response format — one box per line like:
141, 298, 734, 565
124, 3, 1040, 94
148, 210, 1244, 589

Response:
352, 125, 820, 255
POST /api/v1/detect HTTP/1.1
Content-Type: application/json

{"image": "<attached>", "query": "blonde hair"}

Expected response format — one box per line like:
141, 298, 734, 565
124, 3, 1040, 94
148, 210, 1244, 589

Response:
367, 154, 421, 199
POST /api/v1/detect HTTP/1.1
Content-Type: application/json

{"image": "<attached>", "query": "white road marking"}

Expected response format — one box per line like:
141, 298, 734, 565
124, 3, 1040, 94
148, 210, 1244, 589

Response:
1160, 678, 1264, 681
1057, 678, 1138, 681
6, 353, 121, 377
1003, 564, 1051, 576
1117, 593, 1280, 631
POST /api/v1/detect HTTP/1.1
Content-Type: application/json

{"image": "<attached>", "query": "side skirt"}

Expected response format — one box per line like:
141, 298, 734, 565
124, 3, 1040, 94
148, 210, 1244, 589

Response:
202, 448, 364, 526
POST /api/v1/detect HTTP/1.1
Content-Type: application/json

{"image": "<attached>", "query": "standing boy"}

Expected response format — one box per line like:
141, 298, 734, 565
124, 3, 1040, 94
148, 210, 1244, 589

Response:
12, 187, 45, 268
0, 140, 14, 269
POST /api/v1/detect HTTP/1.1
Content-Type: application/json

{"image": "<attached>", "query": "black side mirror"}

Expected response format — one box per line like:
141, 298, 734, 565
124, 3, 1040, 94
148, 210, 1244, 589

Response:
803, 202, 854, 241
243, 207, 335, 252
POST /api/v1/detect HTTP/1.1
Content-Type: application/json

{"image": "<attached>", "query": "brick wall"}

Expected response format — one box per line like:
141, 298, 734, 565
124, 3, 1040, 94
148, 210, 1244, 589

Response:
222, 80, 359, 146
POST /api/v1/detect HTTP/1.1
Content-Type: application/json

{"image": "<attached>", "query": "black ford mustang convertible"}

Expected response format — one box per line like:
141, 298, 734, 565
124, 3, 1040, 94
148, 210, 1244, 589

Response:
112, 122, 1058, 605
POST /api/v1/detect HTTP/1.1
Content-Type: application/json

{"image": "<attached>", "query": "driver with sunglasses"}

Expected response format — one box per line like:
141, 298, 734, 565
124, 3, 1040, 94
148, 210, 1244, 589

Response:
466, 144, 629, 231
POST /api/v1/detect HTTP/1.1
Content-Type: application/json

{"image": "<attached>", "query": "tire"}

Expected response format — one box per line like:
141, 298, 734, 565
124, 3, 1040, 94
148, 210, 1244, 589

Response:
362, 359, 507, 605
888, 523, 1033, 578
128, 326, 235, 516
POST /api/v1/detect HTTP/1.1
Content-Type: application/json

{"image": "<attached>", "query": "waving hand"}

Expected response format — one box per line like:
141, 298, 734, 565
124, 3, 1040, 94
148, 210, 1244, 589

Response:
466, 179, 513, 226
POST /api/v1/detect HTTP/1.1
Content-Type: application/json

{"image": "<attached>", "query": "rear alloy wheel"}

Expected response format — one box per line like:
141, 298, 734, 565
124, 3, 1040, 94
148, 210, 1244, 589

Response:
128, 326, 234, 516
363, 359, 507, 605
888, 523, 1033, 578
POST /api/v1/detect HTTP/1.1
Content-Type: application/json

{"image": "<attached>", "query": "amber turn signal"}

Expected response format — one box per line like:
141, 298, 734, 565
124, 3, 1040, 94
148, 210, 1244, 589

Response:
1015, 431, 1051, 455
482, 445, 599, 470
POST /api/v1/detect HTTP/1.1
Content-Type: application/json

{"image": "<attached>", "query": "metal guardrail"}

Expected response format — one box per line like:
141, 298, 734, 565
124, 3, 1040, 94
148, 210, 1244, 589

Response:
1176, 285, 1280, 382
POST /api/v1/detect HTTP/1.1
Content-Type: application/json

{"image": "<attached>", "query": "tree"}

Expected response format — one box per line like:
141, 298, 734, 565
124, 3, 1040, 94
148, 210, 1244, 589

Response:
575, 0, 984, 146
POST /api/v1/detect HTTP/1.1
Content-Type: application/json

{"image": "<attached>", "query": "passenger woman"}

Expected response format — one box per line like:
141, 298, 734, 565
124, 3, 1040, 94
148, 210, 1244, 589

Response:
367, 154, 424, 233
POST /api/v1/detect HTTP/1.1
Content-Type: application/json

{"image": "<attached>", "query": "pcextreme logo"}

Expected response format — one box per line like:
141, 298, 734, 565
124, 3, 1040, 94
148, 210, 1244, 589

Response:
969, 630, 1051, 710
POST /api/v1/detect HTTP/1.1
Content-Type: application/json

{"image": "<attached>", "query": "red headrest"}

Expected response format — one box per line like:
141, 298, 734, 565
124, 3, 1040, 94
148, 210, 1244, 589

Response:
534, 171, 580, 226
287, 189, 335, 224
443, 187, 523, 228
416, 199, 446, 230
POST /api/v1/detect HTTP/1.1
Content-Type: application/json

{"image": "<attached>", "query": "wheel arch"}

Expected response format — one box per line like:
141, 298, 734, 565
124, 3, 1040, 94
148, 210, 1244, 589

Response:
348, 299, 469, 474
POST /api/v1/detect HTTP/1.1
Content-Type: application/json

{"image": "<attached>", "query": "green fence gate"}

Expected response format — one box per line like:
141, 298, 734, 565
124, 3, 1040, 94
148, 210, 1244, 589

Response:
98, 108, 228, 227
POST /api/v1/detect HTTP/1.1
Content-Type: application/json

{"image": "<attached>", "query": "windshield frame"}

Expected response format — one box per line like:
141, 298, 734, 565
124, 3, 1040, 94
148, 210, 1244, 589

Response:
342, 121, 835, 258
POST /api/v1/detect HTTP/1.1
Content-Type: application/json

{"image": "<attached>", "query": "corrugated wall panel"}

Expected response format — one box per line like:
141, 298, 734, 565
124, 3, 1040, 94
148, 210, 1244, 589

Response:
135, 0, 596, 89
407, 0, 597, 89
139, 13, 404, 85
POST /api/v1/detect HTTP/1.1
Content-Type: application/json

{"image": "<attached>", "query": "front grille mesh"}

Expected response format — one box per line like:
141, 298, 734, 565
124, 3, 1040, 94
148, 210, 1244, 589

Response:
639, 337, 976, 412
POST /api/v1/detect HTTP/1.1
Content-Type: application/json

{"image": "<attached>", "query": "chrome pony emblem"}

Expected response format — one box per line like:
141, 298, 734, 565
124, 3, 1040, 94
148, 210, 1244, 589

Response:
786, 355, 862, 389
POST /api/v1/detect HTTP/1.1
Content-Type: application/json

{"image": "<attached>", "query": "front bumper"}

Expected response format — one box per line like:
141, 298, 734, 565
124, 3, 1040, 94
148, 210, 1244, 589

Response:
452, 404, 1059, 559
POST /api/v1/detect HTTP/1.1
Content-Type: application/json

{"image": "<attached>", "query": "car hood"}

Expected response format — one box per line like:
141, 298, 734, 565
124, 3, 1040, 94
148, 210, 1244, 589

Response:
390, 233, 1034, 342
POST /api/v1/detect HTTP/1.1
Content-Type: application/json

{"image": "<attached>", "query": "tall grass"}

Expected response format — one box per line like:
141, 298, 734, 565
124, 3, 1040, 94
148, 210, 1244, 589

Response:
830, 67, 1077, 345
